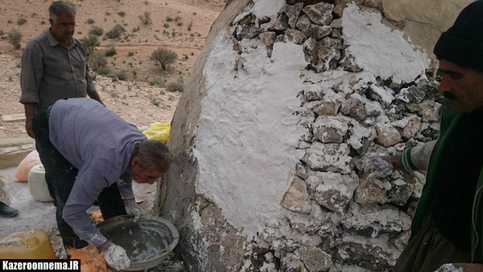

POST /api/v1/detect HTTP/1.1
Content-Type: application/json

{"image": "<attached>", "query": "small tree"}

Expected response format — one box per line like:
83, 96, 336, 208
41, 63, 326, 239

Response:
81, 35, 100, 54
8, 28, 22, 49
150, 48, 178, 71
139, 12, 152, 25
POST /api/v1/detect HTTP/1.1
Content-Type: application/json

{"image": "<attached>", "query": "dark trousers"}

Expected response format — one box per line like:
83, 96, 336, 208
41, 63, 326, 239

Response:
32, 106, 127, 249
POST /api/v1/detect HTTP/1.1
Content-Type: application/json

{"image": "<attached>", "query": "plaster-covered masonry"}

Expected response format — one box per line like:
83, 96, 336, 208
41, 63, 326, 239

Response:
194, 1, 427, 240
180, 0, 440, 270
195, 33, 308, 238
342, 4, 428, 83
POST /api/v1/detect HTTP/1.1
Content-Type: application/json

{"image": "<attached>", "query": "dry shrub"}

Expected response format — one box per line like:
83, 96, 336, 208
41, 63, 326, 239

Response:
8, 28, 22, 49
81, 35, 100, 54
17, 18, 27, 26
104, 47, 116, 57
88, 26, 103, 36
167, 78, 184, 92
89, 52, 107, 71
105, 24, 125, 39
139, 12, 152, 25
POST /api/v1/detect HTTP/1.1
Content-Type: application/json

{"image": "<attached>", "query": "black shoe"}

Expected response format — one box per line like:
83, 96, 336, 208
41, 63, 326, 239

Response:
0, 202, 19, 218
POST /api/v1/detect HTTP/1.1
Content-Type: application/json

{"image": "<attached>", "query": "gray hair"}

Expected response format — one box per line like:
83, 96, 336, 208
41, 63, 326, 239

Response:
131, 140, 171, 172
49, 1, 76, 20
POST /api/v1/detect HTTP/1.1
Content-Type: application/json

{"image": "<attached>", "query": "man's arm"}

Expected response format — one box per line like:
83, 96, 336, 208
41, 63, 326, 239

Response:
62, 168, 108, 247
64, 169, 130, 270
20, 46, 43, 137
24, 103, 36, 139
117, 172, 135, 200
84, 51, 105, 107
397, 140, 437, 172
365, 140, 438, 178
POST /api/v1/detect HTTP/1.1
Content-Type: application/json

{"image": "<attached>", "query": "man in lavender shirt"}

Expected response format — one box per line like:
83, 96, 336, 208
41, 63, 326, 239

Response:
32, 98, 170, 270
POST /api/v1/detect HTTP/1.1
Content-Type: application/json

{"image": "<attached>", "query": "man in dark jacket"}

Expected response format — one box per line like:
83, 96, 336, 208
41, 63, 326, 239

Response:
33, 98, 170, 270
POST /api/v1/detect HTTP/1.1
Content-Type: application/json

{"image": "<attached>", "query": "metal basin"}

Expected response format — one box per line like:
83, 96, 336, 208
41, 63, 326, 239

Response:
97, 215, 179, 271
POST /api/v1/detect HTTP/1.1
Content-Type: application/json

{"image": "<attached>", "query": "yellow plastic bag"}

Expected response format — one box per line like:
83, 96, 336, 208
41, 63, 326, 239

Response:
142, 122, 170, 143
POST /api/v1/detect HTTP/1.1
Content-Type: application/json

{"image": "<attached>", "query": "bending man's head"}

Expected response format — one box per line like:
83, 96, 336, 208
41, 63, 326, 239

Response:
434, 0, 483, 113
130, 140, 171, 184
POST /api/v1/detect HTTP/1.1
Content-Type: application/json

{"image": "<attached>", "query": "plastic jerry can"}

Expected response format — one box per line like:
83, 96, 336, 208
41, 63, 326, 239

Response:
0, 230, 56, 259
28, 164, 54, 202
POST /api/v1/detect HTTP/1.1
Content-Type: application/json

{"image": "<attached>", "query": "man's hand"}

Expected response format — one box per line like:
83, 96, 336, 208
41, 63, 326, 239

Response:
98, 241, 130, 271
25, 118, 35, 139
24, 103, 36, 139
124, 198, 144, 222
362, 153, 394, 179
436, 263, 483, 272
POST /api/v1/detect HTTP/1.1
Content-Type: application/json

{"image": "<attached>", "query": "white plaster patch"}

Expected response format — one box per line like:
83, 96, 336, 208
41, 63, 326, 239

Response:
234, 0, 286, 28
252, 0, 285, 20
191, 209, 203, 231
342, 4, 428, 83
196, 31, 308, 238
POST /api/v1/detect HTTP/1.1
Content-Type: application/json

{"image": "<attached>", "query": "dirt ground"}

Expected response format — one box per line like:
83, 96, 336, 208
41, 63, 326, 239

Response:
0, 0, 224, 137
0, 0, 223, 268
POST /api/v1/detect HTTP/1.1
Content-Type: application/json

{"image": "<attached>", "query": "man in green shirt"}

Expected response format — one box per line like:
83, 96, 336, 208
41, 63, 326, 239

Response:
368, 1, 483, 271
20, 1, 104, 138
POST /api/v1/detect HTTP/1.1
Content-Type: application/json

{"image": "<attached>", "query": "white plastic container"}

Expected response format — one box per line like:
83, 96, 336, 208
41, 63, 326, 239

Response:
28, 164, 54, 202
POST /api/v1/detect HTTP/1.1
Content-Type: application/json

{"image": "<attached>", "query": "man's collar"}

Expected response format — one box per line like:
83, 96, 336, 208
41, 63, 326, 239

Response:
46, 28, 77, 48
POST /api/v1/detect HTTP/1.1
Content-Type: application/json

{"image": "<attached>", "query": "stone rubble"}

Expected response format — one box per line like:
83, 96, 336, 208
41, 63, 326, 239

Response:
225, 1, 440, 270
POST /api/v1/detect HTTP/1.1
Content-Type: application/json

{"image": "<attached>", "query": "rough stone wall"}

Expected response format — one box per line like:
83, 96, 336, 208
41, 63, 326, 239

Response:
160, 0, 465, 271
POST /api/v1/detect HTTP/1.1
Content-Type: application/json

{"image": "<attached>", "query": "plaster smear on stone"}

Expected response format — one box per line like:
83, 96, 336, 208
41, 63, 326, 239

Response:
190, 209, 203, 231
277, 223, 322, 246
320, 88, 343, 103
306, 172, 357, 202
191, 236, 210, 269
233, 0, 285, 27
370, 85, 395, 104
342, 4, 427, 83
343, 207, 411, 235
342, 234, 399, 261
391, 117, 410, 128
346, 117, 375, 150
196, 31, 307, 238
304, 70, 376, 96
